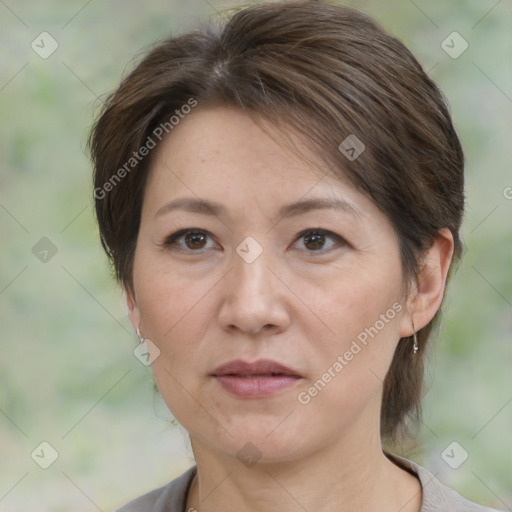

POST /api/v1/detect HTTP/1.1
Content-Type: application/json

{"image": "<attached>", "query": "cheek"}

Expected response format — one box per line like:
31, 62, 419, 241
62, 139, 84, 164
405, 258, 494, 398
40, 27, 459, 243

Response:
133, 262, 219, 404
306, 264, 403, 348
135, 261, 216, 342
294, 291, 402, 440
134, 267, 216, 429
297, 263, 404, 410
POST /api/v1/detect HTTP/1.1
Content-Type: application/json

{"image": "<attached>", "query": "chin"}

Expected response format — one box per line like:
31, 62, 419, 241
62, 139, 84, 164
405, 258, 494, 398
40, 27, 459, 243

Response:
212, 415, 311, 464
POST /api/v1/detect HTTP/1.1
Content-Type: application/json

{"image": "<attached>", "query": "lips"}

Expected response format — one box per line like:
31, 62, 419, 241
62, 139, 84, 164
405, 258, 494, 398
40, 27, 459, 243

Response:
212, 359, 302, 377
211, 359, 302, 398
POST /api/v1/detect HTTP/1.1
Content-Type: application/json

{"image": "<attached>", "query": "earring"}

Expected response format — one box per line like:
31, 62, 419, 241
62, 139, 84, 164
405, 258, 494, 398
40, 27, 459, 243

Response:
412, 332, 418, 354
136, 326, 144, 343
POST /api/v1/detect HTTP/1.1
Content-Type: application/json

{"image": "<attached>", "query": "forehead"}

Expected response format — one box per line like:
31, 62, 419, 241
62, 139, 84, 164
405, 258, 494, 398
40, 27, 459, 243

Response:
138, 107, 387, 233
151, 107, 328, 182
142, 106, 377, 224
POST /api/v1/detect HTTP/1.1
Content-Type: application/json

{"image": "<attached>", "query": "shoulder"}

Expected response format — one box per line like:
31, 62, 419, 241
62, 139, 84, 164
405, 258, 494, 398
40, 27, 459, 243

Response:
389, 454, 504, 512
113, 465, 197, 512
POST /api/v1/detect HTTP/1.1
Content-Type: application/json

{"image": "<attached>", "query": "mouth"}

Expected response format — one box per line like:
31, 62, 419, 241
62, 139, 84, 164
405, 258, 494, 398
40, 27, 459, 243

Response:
211, 359, 303, 398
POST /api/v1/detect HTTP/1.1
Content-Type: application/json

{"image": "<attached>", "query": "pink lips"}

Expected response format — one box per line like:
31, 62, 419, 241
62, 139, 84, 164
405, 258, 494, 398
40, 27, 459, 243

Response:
212, 359, 303, 398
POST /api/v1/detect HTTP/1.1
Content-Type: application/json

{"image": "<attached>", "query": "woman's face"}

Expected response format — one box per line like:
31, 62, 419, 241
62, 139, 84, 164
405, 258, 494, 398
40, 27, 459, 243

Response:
127, 106, 413, 463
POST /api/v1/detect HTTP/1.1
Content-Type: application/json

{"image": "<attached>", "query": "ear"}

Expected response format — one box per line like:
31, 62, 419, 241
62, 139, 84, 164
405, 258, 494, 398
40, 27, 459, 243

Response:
399, 228, 455, 337
125, 284, 141, 334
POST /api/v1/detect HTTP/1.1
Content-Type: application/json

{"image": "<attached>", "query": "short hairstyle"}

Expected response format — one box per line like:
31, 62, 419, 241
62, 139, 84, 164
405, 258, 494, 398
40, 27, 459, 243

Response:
89, 0, 465, 448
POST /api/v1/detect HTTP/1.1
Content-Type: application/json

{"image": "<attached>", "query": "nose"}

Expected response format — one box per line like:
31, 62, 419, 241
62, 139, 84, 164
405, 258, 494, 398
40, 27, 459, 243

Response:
217, 245, 291, 336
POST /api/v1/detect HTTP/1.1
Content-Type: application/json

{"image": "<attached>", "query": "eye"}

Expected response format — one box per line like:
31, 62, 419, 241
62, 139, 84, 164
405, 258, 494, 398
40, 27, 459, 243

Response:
292, 228, 345, 253
163, 229, 217, 252
162, 228, 346, 254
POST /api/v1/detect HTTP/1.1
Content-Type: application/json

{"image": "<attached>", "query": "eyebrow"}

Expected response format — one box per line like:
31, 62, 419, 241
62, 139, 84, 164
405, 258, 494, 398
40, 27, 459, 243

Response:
154, 196, 361, 221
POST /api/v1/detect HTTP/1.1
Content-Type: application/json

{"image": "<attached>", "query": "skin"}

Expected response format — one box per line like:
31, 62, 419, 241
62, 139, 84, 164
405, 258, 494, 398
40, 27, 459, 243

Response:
126, 106, 454, 512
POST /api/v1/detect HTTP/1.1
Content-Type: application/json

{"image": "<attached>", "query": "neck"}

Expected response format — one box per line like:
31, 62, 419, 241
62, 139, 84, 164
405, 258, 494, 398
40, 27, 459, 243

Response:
185, 417, 421, 512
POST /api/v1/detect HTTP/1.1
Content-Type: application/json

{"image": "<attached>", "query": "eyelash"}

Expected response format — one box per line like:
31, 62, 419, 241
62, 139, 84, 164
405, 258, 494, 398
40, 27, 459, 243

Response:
162, 228, 347, 255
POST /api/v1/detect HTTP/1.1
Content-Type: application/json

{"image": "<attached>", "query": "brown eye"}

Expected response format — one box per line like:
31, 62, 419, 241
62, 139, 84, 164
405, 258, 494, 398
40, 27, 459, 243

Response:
163, 229, 216, 252
303, 232, 327, 250
294, 229, 345, 253
184, 231, 208, 249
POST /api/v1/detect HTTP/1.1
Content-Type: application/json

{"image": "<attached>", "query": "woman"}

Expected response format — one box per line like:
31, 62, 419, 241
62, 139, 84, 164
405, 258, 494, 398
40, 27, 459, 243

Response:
89, 2, 503, 511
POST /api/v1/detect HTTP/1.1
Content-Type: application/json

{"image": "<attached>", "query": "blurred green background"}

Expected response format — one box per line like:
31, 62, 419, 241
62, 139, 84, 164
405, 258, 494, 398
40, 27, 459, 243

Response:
1, 0, 511, 510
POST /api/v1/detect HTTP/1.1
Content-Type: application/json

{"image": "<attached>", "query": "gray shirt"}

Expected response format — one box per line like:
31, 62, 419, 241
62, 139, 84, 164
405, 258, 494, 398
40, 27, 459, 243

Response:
115, 455, 504, 511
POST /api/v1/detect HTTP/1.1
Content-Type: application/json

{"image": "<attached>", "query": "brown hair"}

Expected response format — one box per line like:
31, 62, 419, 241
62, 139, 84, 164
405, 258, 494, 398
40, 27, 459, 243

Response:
89, 0, 464, 448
